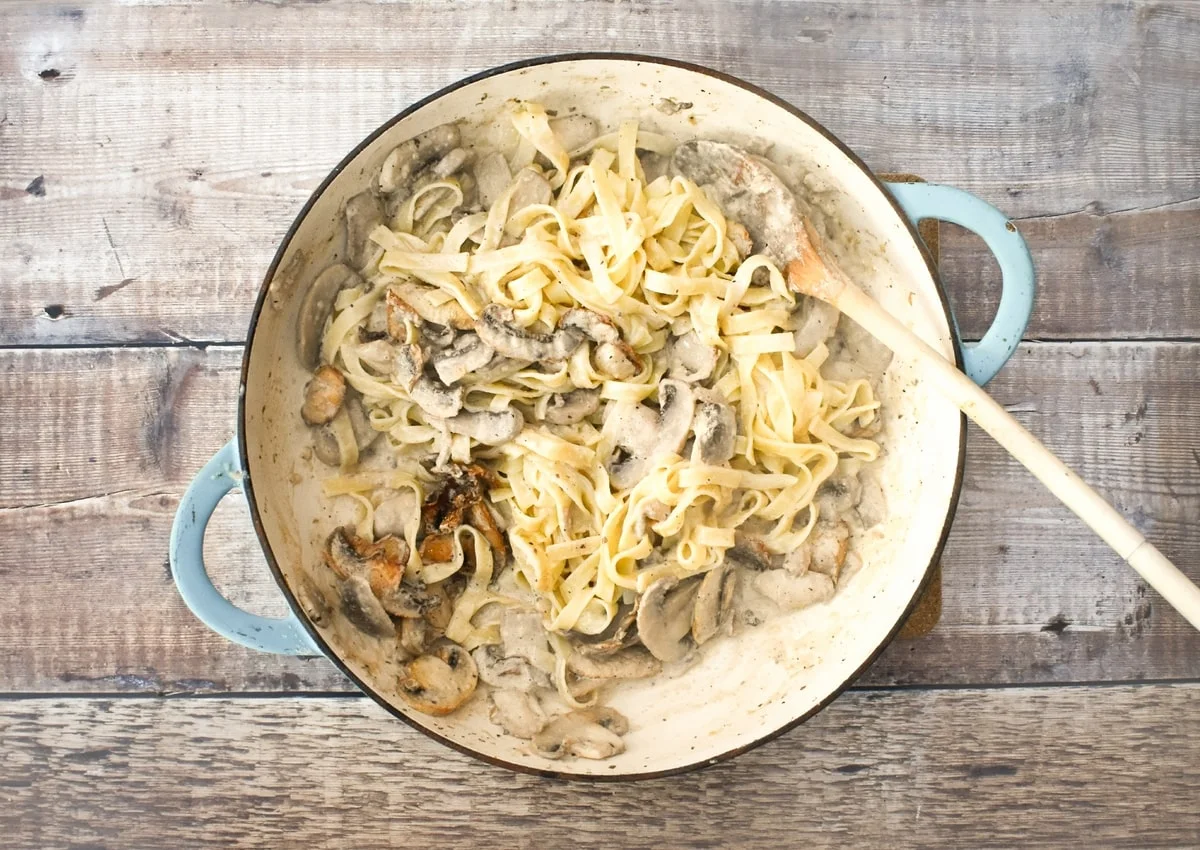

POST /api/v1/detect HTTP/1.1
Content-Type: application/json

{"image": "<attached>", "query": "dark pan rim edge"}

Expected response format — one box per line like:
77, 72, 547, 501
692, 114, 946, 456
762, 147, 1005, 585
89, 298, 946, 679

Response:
237, 51, 969, 782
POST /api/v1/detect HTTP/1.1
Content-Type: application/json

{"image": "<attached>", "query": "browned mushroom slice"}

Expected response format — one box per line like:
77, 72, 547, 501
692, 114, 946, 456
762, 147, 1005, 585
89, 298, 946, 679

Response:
423, 582, 455, 631
809, 520, 850, 577
323, 526, 407, 598
301, 365, 346, 426
533, 710, 626, 760
571, 706, 629, 736
397, 640, 478, 716
390, 342, 425, 393
592, 340, 642, 380
386, 289, 422, 342
338, 575, 395, 638
443, 408, 524, 446
636, 575, 700, 663
571, 602, 637, 655
566, 646, 661, 680
468, 501, 509, 560
294, 575, 332, 626
475, 304, 585, 361
544, 388, 601, 425
393, 281, 475, 330
399, 616, 429, 656
691, 563, 738, 646
419, 532, 455, 565
344, 190, 384, 270
489, 689, 547, 739
379, 123, 461, 195
297, 264, 361, 369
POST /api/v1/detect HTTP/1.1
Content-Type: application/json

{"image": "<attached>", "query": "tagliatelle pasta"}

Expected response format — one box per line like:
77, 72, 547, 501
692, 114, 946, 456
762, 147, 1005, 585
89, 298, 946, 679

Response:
302, 102, 883, 739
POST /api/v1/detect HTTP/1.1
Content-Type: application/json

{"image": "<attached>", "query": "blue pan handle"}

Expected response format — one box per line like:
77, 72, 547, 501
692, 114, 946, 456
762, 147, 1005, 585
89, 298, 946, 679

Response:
884, 182, 1036, 385
170, 439, 320, 655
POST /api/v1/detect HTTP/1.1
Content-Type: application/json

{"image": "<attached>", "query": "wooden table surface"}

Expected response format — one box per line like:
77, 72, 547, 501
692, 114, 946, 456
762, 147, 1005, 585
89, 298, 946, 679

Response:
2, 1, 1198, 846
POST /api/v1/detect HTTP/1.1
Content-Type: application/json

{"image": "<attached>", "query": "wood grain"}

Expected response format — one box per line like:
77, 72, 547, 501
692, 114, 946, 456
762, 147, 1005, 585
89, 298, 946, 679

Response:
2, 0, 1198, 345
2, 343, 1197, 693
1, 686, 1198, 847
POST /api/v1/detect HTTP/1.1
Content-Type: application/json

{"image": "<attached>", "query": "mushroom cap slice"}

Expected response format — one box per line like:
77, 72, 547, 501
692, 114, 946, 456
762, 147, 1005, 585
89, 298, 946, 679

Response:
636, 575, 700, 663
429, 333, 496, 385
560, 307, 620, 344
544, 388, 601, 425
533, 711, 626, 760
442, 408, 524, 446
397, 640, 478, 716
672, 139, 811, 266
566, 646, 661, 680
409, 375, 464, 419
471, 645, 545, 691
324, 526, 407, 597
380, 123, 461, 195
297, 264, 361, 370
301, 365, 346, 426
338, 575, 395, 638
392, 343, 425, 393
475, 304, 584, 361
752, 570, 835, 612
571, 706, 629, 736
692, 390, 737, 465
344, 190, 384, 271
378, 580, 441, 619
691, 563, 739, 646
656, 379, 697, 455
489, 689, 547, 739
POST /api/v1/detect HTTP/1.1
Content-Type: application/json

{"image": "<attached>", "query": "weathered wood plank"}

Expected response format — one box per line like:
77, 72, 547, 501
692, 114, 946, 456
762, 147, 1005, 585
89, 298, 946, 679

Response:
1, 343, 1197, 692
1, 687, 1198, 847
1, 0, 1198, 344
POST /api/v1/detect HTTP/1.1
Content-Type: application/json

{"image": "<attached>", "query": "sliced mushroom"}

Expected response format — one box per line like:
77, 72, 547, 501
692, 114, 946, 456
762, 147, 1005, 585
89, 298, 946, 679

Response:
489, 689, 547, 739
636, 575, 700, 663
792, 299, 841, 358
572, 706, 629, 736
429, 333, 496, 385
468, 501, 509, 560
393, 281, 474, 330
691, 563, 738, 646
353, 338, 397, 374
475, 304, 585, 361
570, 602, 637, 655
566, 646, 661, 680
297, 264, 360, 369
783, 545, 811, 577
638, 151, 670, 183
380, 123, 461, 195
392, 342, 425, 392
752, 570, 835, 611
533, 710, 625, 760
386, 289, 421, 342
809, 520, 850, 577
672, 140, 811, 266
441, 408, 524, 446
816, 474, 863, 517
725, 538, 774, 572
410, 375, 464, 418
338, 575, 395, 638
656, 379, 697, 455
430, 147, 470, 179
459, 355, 531, 385
378, 580, 441, 619
549, 115, 599, 153
323, 526, 407, 597
301, 365, 346, 426
592, 340, 642, 380
400, 616, 429, 656
727, 220, 754, 259
397, 639, 478, 716
667, 330, 718, 383
312, 427, 342, 466
471, 645, 545, 691
544, 388, 601, 425
503, 168, 553, 234
472, 152, 511, 210
294, 575, 332, 626
603, 403, 659, 490
344, 190, 384, 270
692, 389, 737, 464
424, 582, 454, 631
560, 307, 620, 344
344, 394, 381, 454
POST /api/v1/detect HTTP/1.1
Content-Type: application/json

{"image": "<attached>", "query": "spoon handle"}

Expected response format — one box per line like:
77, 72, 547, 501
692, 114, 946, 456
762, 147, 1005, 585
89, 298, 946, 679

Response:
825, 273, 1200, 631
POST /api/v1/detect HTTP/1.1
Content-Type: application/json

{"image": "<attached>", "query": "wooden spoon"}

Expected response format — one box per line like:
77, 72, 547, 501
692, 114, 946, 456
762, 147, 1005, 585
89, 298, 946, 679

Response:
784, 238, 1200, 631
